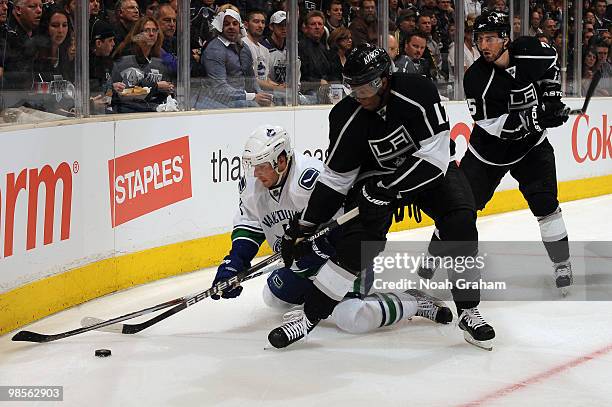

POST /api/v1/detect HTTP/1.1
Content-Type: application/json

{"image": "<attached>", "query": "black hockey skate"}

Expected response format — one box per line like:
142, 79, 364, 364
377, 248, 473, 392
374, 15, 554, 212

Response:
417, 255, 438, 280
554, 261, 573, 297
406, 290, 453, 324
458, 307, 495, 351
268, 309, 320, 349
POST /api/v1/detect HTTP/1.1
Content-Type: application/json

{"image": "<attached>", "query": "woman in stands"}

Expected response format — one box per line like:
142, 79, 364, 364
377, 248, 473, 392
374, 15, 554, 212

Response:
111, 16, 175, 112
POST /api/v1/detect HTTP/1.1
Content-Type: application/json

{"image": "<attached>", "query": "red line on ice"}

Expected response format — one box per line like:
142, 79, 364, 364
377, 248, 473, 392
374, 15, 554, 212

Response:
458, 342, 612, 406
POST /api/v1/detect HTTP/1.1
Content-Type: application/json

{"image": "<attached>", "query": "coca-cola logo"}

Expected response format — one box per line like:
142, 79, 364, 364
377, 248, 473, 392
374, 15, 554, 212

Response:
571, 114, 612, 163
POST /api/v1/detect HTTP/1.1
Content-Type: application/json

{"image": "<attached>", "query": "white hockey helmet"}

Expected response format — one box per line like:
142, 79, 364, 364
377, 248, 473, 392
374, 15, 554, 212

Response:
242, 125, 293, 174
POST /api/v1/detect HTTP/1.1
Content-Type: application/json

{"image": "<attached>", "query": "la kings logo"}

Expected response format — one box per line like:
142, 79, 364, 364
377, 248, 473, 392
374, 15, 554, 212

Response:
509, 83, 538, 111
368, 126, 417, 170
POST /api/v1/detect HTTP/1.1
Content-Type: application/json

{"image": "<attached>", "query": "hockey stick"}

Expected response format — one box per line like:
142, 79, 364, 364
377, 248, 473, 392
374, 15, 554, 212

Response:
565, 69, 602, 115
79, 207, 360, 335
79, 265, 276, 334
12, 208, 359, 342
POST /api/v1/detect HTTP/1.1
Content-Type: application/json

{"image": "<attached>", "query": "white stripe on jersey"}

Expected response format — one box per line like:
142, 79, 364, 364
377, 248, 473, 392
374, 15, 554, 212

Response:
482, 69, 495, 120
467, 132, 548, 166
476, 114, 510, 138
389, 90, 436, 138
327, 106, 362, 165
319, 164, 360, 195
397, 172, 443, 194
383, 158, 424, 188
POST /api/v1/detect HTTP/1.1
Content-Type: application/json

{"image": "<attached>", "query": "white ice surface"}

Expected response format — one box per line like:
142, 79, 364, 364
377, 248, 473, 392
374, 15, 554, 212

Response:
1, 195, 612, 407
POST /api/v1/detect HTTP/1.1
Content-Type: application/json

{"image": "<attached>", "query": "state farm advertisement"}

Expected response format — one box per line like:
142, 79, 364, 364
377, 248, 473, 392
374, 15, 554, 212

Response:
0, 123, 114, 293
109, 136, 192, 227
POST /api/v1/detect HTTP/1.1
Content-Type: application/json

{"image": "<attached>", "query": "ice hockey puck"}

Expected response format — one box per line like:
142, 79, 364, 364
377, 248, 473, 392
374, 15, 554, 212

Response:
95, 349, 111, 357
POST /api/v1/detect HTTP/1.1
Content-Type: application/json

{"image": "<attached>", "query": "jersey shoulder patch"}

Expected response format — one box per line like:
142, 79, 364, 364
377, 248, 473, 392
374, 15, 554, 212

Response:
298, 167, 320, 190
238, 175, 247, 194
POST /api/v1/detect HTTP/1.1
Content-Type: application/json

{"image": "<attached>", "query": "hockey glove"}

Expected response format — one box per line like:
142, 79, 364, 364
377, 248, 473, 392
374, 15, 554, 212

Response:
281, 214, 318, 268
520, 103, 569, 135
211, 255, 247, 299
359, 181, 398, 228
293, 234, 336, 272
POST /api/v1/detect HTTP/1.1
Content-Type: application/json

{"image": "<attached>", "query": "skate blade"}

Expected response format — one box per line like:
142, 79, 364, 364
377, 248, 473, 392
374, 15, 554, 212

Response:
463, 331, 493, 351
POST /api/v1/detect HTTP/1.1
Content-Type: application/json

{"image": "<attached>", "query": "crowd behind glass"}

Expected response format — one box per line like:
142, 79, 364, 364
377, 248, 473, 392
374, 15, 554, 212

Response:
0, 0, 610, 124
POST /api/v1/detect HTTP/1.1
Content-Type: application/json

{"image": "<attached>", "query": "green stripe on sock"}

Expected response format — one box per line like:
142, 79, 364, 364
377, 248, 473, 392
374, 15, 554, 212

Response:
379, 293, 397, 326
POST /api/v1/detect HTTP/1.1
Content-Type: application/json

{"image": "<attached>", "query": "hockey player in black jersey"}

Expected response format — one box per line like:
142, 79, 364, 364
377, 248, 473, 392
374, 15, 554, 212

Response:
268, 43, 495, 350
455, 11, 572, 295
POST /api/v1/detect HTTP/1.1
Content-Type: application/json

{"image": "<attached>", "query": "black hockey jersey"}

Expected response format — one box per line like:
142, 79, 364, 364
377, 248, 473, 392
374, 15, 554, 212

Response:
463, 36, 562, 165
302, 73, 452, 225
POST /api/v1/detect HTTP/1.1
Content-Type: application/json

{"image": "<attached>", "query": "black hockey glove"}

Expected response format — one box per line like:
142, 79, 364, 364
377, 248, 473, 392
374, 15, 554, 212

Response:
520, 103, 569, 135
359, 181, 398, 228
281, 214, 318, 268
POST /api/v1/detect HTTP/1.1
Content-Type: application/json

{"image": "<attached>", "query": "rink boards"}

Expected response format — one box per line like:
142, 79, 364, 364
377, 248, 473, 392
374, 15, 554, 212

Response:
0, 98, 611, 334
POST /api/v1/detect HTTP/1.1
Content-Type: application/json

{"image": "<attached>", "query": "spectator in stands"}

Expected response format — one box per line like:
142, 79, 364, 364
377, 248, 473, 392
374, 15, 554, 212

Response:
326, 26, 352, 81
325, 0, 344, 34
111, 16, 175, 112
529, 10, 542, 36
594, 0, 611, 31
299, 9, 332, 100
465, 0, 481, 17
243, 9, 284, 93
417, 11, 440, 78
435, 0, 454, 54
261, 10, 296, 90
33, 7, 73, 82
1, 0, 43, 90
542, 17, 557, 42
393, 7, 416, 50
395, 31, 431, 77
386, 33, 399, 61
349, 0, 378, 46
90, 0, 101, 23
113, 0, 140, 46
513, 15, 521, 39
536, 32, 549, 45
90, 18, 115, 113
594, 39, 612, 95
448, 17, 479, 74
389, 0, 399, 29
143, 0, 159, 17
584, 10, 596, 27
199, 8, 272, 108
154, 3, 177, 77
420, 0, 436, 15
583, 47, 598, 80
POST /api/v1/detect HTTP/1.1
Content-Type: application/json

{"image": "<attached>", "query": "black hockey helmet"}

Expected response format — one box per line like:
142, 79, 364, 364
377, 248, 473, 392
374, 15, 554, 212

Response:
342, 43, 392, 87
473, 11, 511, 41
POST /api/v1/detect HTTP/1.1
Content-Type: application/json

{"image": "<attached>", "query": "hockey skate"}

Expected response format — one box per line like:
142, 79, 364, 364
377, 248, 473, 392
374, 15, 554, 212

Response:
458, 307, 495, 351
417, 255, 438, 280
406, 290, 453, 324
554, 261, 573, 297
268, 309, 320, 349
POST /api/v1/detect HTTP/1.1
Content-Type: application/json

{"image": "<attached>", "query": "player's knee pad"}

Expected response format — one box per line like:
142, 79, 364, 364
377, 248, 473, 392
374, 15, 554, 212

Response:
526, 192, 559, 217
332, 298, 379, 334
537, 206, 568, 242
265, 267, 313, 307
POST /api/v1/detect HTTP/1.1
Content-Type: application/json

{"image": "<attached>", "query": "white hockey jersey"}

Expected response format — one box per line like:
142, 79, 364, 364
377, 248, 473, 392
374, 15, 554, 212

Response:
232, 153, 324, 253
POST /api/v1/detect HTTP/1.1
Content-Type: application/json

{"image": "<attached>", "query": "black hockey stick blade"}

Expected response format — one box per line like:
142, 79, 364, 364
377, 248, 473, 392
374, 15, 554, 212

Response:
11, 330, 53, 343
79, 208, 361, 335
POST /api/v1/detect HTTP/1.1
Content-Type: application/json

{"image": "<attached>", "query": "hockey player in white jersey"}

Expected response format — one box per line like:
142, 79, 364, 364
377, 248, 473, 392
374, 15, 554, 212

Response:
211, 124, 452, 334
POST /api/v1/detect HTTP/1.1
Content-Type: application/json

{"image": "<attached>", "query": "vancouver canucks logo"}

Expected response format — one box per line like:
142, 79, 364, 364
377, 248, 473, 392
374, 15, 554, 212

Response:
273, 235, 283, 253
267, 128, 276, 137
298, 168, 320, 190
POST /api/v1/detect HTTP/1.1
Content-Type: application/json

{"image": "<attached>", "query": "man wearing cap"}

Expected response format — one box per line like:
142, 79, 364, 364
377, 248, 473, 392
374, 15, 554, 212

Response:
90, 18, 115, 112
200, 8, 273, 108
